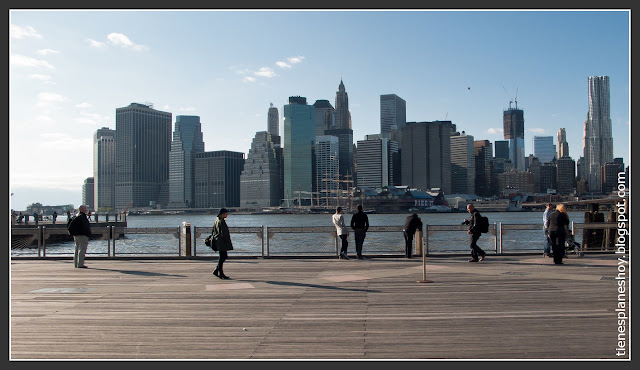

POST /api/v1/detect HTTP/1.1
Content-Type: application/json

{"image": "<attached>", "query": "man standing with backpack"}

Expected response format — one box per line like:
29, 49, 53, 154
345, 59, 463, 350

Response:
465, 203, 487, 262
68, 205, 92, 268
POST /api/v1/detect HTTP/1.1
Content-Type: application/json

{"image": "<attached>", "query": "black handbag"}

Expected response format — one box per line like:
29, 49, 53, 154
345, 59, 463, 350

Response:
204, 234, 218, 251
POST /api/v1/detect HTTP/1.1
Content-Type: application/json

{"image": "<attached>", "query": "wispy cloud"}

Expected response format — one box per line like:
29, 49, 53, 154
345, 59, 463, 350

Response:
36, 92, 67, 109
287, 56, 305, 64
107, 32, 148, 51
11, 54, 55, 69
243, 76, 256, 83
527, 128, 545, 134
276, 61, 291, 69
487, 128, 504, 134
28, 74, 54, 84
37, 48, 60, 56
75, 102, 93, 109
10, 24, 42, 39
87, 38, 107, 49
254, 67, 276, 78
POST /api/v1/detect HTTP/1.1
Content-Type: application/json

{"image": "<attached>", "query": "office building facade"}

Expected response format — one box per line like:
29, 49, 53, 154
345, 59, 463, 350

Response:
503, 104, 525, 171
494, 140, 509, 160
533, 136, 556, 164
240, 131, 282, 208
356, 134, 398, 190
194, 151, 245, 208
168, 115, 205, 208
283, 96, 315, 206
314, 135, 340, 206
557, 128, 569, 158
556, 156, 576, 195
93, 127, 116, 211
380, 94, 407, 135
82, 177, 94, 211
313, 100, 336, 137
582, 76, 614, 192
474, 140, 493, 197
450, 132, 475, 194
115, 103, 172, 210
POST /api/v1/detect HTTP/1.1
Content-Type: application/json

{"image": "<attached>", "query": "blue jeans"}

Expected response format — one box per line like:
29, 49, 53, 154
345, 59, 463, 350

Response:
544, 228, 552, 255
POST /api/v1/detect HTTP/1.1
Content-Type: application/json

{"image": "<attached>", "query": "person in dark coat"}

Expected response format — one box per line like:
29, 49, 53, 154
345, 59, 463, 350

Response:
69, 205, 92, 268
52, 211, 58, 224
212, 208, 233, 279
548, 203, 570, 265
464, 204, 486, 262
403, 213, 423, 258
350, 204, 370, 260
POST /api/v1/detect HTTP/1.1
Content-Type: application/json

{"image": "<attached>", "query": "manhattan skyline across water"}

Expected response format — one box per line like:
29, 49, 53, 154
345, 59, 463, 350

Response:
9, 10, 630, 210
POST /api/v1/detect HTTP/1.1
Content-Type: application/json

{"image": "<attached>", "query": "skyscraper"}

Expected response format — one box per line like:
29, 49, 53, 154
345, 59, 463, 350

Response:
268, 103, 280, 147
582, 76, 613, 192
115, 102, 172, 210
401, 121, 454, 194
313, 100, 335, 137
82, 177, 94, 211
380, 94, 406, 135
330, 80, 355, 187
503, 103, 525, 171
494, 140, 509, 160
334, 79, 351, 130
194, 151, 245, 208
240, 131, 282, 208
557, 128, 569, 158
169, 115, 205, 208
533, 136, 556, 164
556, 156, 576, 195
314, 135, 340, 206
450, 131, 475, 194
283, 96, 315, 206
93, 127, 115, 211
474, 140, 493, 197
356, 134, 398, 190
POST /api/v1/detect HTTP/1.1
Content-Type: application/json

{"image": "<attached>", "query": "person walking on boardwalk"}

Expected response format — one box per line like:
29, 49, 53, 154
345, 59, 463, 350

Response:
350, 204, 370, 260
333, 207, 350, 260
68, 205, 91, 268
464, 204, 486, 262
542, 203, 554, 257
548, 203, 570, 265
33, 212, 39, 226
52, 211, 58, 225
212, 208, 233, 279
403, 213, 423, 258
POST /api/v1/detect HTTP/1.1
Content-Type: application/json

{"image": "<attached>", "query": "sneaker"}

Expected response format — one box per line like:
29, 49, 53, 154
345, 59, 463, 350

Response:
479, 255, 485, 262
340, 252, 350, 260
468, 259, 479, 263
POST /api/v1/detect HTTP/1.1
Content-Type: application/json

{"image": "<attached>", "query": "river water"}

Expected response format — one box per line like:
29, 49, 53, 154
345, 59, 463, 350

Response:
12, 211, 586, 257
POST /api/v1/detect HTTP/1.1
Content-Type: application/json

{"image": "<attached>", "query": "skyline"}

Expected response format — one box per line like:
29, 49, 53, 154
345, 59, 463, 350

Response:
9, 10, 630, 210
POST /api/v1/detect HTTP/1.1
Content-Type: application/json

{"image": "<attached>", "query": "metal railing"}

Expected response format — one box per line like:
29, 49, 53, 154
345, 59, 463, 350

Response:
10, 222, 624, 258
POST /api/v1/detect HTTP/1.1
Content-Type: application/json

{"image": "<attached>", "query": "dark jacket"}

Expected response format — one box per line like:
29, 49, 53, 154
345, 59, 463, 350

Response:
404, 214, 423, 235
212, 217, 233, 251
468, 209, 481, 235
548, 211, 569, 235
73, 212, 92, 236
350, 211, 369, 231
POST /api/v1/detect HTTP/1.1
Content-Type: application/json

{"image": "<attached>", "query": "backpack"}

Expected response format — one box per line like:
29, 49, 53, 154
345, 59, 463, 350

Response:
67, 215, 78, 236
477, 215, 490, 233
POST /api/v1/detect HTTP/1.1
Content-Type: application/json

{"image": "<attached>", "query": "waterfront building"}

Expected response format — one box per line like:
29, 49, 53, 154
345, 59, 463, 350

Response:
194, 151, 245, 208
503, 103, 525, 171
93, 127, 115, 211
474, 140, 493, 197
283, 96, 315, 206
115, 102, 172, 210
539, 162, 557, 193
313, 100, 336, 137
314, 135, 340, 206
556, 156, 576, 195
494, 140, 509, 160
450, 131, 475, 195
240, 131, 282, 208
533, 136, 556, 164
557, 128, 569, 158
497, 171, 535, 194
82, 177, 94, 211
401, 121, 454, 194
601, 161, 624, 194
527, 156, 542, 193
380, 94, 407, 135
168, 115, 205, 208
356, 134, 399, 190
582, 76, 614, 192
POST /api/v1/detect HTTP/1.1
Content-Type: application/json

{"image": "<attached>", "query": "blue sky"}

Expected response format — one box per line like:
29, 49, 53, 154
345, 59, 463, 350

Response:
9, 10, 630, 211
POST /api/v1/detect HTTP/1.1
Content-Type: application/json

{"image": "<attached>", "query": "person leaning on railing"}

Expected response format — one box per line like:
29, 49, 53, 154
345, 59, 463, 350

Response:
547, 203, 570, 265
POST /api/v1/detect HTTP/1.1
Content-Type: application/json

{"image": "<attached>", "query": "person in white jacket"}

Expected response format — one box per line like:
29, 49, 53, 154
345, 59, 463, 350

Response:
332, 207, 350, 260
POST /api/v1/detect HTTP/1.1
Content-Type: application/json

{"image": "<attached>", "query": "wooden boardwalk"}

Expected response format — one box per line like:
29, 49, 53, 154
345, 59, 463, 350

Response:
10, 254, 628, 360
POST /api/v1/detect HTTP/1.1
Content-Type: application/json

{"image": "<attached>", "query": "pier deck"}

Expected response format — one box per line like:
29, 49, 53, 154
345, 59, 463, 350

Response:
10, 254, 628, 360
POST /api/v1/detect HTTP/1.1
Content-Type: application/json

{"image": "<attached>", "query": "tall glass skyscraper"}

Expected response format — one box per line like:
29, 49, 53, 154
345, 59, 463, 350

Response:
314, 135, 340, 206
582, 75, 613, 192
283, 96, 315, 206
194, 151, 245, 208
313, 100, 336, 137
533, 136, 556, 164
169, 115, 205, 208
380, 94, 406, 135
93, 127, 115, 211
268, 103, 280, 147
115, 103, 172, 210
494, 140, 509, 160
503, 103, 525, 171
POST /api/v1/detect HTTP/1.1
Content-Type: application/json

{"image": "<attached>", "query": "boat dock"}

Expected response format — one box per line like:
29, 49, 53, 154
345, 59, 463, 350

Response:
10, 254, 628, 360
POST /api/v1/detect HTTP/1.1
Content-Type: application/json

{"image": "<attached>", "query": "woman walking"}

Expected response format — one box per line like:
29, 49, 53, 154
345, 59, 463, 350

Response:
212, 208, 233, 279
548, 203, 570, 265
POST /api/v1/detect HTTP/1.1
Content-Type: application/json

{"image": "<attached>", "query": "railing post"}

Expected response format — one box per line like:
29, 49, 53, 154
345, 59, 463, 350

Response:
499, 222, 503, 254
37, 226, 42, 258
415, 229, 423, 256
182, 222, 192, 257
494, 222, 498, 254
41, 226, 46, 258
108, 225, 112, 257
261, 225, 265, 258
266, 227, 270, 257
425, 224, 429, 255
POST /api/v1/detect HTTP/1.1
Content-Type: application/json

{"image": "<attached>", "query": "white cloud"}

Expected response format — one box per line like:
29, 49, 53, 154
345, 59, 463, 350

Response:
254, 67, 276, 78
87, 38, 107, 49
107, 32, 148, 51
28, 74, 54, 84
243, 76, 256, 83
487, 128, 504, 134
36, 92, 67, 108
75, 102, 93, 109
10, 24, 42, 39
527, 128, 545, 134
37, 48, 60, 56
11, 54, 55, 69
276, 61, 292, 69
287, 56, 305, 64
